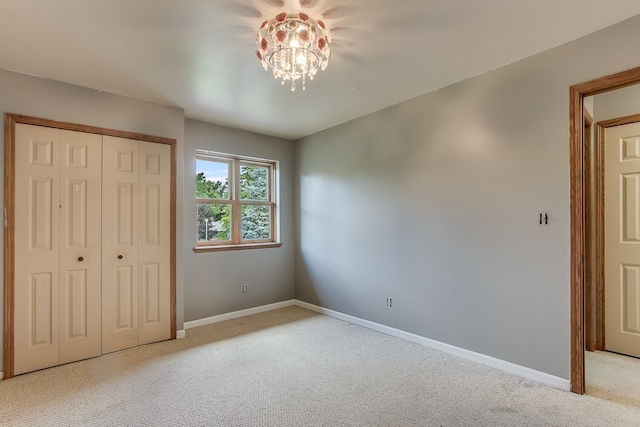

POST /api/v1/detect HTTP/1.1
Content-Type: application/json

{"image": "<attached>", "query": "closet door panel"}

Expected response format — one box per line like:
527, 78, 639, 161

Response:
14, 124, 61, 375
102, 136, 139, 354
138, 142, 171, 345
59, 130, 102, 364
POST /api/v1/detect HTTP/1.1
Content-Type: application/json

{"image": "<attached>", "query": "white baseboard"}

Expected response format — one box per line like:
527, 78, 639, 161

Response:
184, 300, 296, 330
0, 371, 3, 380
183, 298, 569, 391
176, 330, 186, 339
294, 300, 570, 391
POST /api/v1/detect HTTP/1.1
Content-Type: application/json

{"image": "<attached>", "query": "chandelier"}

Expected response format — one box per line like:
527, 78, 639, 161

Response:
256, 12, 331, 91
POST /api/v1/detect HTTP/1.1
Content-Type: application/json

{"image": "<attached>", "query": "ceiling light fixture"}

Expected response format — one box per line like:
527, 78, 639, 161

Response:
256, 12, 331, 91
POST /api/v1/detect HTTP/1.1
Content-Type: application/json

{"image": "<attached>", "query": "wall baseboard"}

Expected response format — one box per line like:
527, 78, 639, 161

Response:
183, 298, 569, 391
184, 300, 296, 330
0, 371, 3, 380
176, 330, 186, 339
294, 300, 570, 391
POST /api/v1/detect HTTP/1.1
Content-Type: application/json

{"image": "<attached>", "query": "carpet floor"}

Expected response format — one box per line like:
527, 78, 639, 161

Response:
586, 350, 640, 408
1, 306, 640, 426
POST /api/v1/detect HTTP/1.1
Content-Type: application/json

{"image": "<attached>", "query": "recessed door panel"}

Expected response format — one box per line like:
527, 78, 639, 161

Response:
102, 136, 139, 354
605, 123, 640, 358
116, 149, 134, 173
622, 136, 640, 161
116, 266, 134, 329
59, 130, 102, 365
66, 143, 88, 168
143, 185, 160, 245
30, 177, 54, 251
621, 174, 640, 243
142, 263, 160, 325
116, 183, 134, 246
66, 179, 88, 248
66, 270, 88, 339
622, 265, 640, 335
144, 154, 161, 175
14, 124, 61, 375
30, 273, 54, 347
30, 139, 53, 166
138, 142, 171, 345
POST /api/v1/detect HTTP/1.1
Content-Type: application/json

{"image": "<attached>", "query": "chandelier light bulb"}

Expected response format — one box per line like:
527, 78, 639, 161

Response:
256, 12, 331, 91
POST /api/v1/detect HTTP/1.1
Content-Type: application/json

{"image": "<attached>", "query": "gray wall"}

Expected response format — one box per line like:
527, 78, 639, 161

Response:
594, 84, 640, 122
183, 119, 294, 322
584, 96, 594, 117
0, 69, 186, 370
294, 14, 640, 379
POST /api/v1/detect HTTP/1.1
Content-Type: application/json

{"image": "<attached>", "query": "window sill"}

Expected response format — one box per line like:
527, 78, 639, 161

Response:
193, 242, 283, 253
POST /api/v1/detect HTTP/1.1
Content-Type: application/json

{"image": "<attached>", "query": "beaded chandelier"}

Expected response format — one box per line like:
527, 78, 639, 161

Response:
256, 12, 331, 91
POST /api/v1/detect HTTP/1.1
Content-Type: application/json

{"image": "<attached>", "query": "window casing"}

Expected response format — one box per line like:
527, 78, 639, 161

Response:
195, 150, 279, 251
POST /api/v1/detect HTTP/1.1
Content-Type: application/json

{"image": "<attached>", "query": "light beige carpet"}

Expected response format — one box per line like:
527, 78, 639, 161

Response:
586, 350, 640, 407
2, 306, 640, 426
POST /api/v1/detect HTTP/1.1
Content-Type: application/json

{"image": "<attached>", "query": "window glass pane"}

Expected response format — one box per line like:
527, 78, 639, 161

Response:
197, 203, 231, 243
240, 165, 269, 201
196, 159, 229, 199
242, 205, 270, 240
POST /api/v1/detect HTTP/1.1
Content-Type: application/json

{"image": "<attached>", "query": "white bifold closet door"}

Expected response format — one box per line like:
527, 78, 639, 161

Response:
59, 130, 103, 364
136, 140, 171, 347
101, 137, 171, 354
14, 125, 102, 374
13, 124, 171, 375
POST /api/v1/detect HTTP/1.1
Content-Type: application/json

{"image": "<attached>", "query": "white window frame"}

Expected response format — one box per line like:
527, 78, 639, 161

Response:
194, 150, 280, 252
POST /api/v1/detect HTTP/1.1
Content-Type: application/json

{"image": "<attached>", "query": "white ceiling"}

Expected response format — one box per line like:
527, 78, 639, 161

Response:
1, 1, 640, 140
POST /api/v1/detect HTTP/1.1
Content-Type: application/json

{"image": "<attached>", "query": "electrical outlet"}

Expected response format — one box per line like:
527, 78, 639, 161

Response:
242, 284, 248, 294
386, 297, 392, 308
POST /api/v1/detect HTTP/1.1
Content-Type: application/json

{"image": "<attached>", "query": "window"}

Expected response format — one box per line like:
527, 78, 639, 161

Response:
195, 150, 279, 251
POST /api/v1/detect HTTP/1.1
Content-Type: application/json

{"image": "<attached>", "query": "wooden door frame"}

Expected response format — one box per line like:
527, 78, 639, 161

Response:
583, 108, 595, 352
3, 114, 178, 379
570, 66, 640, 394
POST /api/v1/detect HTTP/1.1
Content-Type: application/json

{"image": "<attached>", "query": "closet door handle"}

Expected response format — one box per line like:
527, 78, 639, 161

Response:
117, 254, 124, 260
77, 256, 84, 263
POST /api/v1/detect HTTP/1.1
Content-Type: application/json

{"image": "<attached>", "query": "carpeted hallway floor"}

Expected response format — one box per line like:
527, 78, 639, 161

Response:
1, 306, 640, 426
586, 350, 640, 407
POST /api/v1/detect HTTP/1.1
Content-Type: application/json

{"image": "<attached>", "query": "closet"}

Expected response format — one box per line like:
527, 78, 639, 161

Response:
11, 122, 172, 376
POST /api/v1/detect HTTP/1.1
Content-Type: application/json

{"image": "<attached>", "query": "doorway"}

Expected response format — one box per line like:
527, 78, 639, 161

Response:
570, 66, 640, 394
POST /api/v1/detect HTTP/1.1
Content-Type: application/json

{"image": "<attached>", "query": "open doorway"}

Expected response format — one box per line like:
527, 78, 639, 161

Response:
570, 66, 640, 396
582, 86, 640, 405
